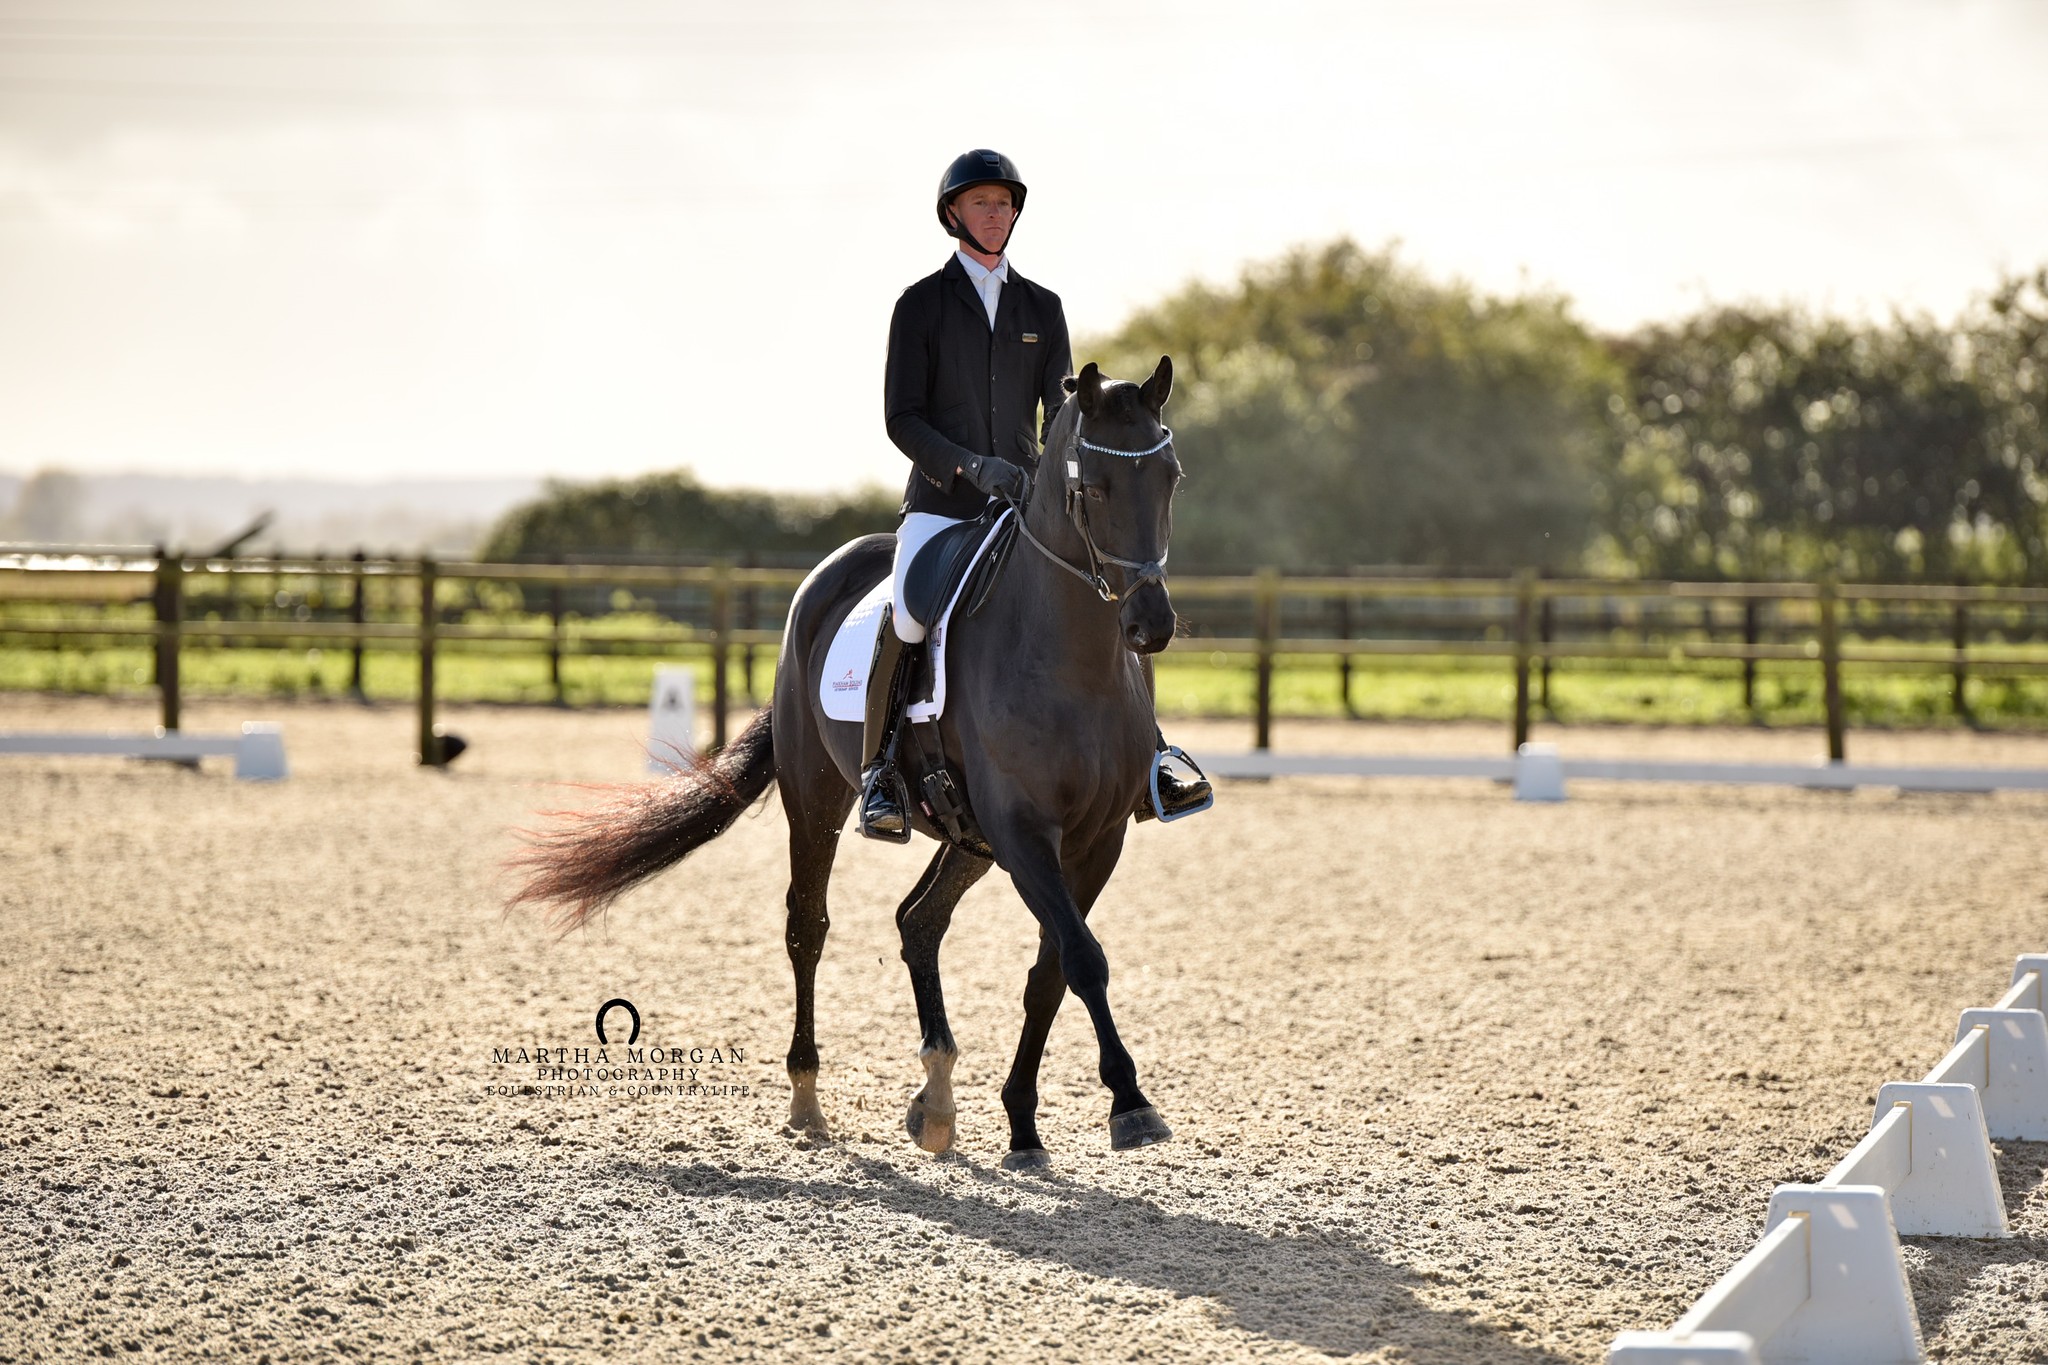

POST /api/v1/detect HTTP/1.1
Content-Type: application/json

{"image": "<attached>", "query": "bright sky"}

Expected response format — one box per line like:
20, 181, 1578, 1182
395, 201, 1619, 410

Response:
3, 0, 2047, 493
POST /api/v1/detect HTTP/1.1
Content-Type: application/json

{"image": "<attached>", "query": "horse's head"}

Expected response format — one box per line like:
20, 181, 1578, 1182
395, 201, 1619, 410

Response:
1047, 355, 1181, 655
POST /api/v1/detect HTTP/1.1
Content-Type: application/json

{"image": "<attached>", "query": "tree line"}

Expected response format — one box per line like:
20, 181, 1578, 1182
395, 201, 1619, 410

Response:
477, 472, 898, 566
485, 241, 2048, 582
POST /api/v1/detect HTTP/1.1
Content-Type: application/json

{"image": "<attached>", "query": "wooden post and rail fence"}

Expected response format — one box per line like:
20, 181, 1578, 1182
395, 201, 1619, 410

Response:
4, 549, 2047, 766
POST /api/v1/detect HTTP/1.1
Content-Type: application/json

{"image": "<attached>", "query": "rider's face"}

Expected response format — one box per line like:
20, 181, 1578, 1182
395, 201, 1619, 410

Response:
947, 185, 1015, 256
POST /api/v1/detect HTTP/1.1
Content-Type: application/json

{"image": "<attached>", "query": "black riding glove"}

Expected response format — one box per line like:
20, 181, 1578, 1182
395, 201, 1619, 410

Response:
961, 454, 1028, 503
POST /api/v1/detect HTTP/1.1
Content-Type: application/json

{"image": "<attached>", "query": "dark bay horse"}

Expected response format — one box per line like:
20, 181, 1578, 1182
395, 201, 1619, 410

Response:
509, 357, 1185, 1171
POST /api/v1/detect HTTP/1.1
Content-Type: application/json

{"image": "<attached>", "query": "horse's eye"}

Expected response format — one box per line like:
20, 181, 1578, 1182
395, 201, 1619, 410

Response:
1085, 486, 1106, 503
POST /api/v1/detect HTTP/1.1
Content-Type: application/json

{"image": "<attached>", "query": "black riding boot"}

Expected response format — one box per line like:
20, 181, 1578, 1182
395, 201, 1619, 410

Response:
857, 613, 917, 842
1136, 727, 1214, 822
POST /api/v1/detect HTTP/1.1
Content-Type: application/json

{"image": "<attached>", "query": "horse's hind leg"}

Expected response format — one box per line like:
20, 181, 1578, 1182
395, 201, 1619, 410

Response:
783, 779, 854, 1138
897, 845, 992, 1154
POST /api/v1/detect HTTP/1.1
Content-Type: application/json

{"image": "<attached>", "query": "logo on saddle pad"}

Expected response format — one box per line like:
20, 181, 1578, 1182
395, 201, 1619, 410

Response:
830, 668, 860, 693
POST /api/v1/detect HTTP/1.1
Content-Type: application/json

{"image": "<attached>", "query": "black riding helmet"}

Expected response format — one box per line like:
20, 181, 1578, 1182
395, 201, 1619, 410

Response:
936, 149, 1026, 257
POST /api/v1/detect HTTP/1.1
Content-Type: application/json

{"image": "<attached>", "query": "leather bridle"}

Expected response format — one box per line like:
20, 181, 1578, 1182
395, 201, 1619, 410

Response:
1004, 422, 1174, 603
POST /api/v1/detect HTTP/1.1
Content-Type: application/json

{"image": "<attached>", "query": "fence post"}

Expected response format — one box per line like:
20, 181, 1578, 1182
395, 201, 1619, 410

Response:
1334, 594, 1354, 719
348, 549, 368, 700
1537, 590, 1554, 713
710, 560, 732, 753
741, 553, 759, 708
1512, 569, 1535, 751
417, 557, 441, 767
1952, 603, 1971, 721
154, 549, 183, 732
1818, 576, 1845, 763
1742, 597, 1759, 712
548, 584, 565, 706
1253, 567, 1279, 751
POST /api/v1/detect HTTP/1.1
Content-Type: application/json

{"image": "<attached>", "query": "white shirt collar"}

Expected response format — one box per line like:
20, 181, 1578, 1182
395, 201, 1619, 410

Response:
955, 249, 1009, 285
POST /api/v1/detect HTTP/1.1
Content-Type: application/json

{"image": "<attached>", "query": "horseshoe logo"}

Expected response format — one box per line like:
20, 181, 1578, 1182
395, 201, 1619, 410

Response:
595, 997, 640, 1045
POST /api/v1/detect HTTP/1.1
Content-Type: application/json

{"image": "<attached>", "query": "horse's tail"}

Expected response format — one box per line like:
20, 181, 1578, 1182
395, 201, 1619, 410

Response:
506, 710, 777, 933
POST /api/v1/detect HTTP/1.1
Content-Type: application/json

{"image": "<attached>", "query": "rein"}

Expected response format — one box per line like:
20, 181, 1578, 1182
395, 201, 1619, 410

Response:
1004, 423, 1172, 603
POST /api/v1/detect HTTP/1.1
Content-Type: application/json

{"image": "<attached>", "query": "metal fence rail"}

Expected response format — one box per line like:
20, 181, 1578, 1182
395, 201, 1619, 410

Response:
3, 549, 2045, 765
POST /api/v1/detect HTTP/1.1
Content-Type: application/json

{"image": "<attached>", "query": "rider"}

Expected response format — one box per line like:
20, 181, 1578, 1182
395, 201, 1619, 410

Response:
858, 148, 1212, 840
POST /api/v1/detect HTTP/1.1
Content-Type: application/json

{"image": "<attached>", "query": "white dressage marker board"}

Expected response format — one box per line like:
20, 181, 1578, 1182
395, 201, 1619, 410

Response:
648, 666, 697, 773
1193, 748, 2048, 799
1611, 954, 2048, 1362
0, 723, 287, 780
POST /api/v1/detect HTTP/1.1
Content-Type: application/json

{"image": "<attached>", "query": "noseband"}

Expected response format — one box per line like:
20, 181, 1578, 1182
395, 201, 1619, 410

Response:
1005, 424, 1172, 603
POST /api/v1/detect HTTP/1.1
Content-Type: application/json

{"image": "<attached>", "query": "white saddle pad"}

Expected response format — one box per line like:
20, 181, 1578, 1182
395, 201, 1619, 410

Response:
815, 509, 1014, 726
817, 575, 892, 723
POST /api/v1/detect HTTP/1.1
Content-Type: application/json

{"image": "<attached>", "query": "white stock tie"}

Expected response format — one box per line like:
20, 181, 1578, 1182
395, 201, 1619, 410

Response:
978, 271, 1001, 329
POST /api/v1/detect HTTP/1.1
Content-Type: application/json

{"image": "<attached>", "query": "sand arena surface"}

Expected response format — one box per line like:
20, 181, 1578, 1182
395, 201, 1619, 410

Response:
4, 695, 2048, 1363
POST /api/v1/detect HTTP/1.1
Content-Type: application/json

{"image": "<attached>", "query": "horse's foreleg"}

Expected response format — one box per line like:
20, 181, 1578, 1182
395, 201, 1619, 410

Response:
897, 845, 992, 1154
783, 788, 851, 1137
998, 827, 1170, 1156
999, 930, 1065, 1170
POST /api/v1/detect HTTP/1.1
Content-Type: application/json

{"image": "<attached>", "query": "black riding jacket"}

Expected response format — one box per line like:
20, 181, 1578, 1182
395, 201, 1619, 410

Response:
884, 255, 1073, 519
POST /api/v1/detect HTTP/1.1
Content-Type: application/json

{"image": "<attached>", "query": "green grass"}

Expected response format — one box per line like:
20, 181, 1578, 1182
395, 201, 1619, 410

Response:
0, 643, 777, 710
6, 641, 2045, 731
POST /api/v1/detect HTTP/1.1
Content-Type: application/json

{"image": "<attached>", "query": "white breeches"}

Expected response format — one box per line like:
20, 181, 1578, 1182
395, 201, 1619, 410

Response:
891, 512, 966, 643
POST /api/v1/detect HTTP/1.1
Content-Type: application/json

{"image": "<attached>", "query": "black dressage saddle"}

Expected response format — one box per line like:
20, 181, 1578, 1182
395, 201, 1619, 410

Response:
902, 506, 1019, 642
892, 506, 1019, 860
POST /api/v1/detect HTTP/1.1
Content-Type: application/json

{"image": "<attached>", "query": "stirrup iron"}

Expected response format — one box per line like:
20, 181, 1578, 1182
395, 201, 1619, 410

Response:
859, 763, 913, 843
1148, 745, 1214, 823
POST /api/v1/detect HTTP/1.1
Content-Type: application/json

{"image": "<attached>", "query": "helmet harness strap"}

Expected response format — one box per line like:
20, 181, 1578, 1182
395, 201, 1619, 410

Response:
946, 197, 1014, 259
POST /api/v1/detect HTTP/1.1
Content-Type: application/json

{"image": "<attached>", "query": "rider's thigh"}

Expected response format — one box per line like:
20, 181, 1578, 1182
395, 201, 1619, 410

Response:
891, 512, 964, 644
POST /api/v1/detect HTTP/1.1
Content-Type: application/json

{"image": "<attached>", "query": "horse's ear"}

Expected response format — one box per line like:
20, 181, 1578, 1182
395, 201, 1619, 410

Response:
1140, 355, 1173, 414
1074, 362, 1103, 416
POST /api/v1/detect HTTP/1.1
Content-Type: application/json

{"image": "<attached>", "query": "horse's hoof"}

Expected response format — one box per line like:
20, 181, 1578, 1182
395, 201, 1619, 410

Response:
1001, 1148, 1052, 1173
785, 1112, 829, 1140
906, 1097, 956, 1155
1107, 1106, 1173, 1151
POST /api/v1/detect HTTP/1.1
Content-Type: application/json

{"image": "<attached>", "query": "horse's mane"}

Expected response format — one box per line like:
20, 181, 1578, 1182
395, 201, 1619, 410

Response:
1096, 381, 1155, 426
1045, 383, 1082, 457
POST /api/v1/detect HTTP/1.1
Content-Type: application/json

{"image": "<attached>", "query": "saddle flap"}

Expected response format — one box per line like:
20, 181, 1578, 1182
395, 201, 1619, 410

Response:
958, 514, 1019, 618
904, 507, 1006, 632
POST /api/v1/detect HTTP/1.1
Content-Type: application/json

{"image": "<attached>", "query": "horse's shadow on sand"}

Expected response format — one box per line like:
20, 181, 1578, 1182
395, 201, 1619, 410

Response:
611, 1149, 1573, 1364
